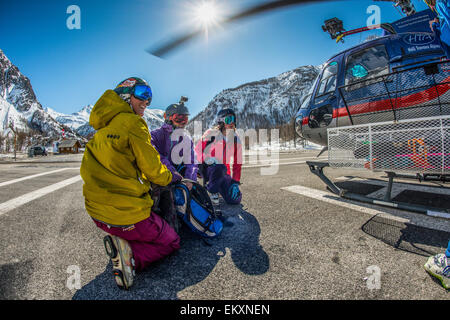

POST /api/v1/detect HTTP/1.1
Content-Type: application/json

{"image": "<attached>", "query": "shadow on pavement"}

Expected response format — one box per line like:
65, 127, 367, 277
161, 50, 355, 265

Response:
72, 202, 269, 300
362, 214, 450, 257
0, 259, 34, 299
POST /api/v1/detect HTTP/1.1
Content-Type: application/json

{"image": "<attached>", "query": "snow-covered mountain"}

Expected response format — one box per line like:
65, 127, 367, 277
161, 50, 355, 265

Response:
2, 47, 320, 143
0, 49, 84, 142
143, 108, 165, 130
0, 48, 165, 140
46, 105, 166, 138
0, 95, 28, 132
187, 65, 320, 132
45, 105, 92, 130
45, 105, 95, 137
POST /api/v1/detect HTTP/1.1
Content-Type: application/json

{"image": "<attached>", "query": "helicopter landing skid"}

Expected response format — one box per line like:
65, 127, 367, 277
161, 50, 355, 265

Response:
306, 160, 450, 219
385, 172, 450, 183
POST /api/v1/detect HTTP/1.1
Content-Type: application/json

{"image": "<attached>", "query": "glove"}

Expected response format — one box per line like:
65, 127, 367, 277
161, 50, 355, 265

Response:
171, 171, 183, 183
229, 183, 241, 201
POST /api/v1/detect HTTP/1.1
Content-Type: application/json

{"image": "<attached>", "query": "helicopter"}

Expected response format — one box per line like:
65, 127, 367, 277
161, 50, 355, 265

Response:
293, 3, 448, 147
290, 2, 450, 216
148, 0, 450, 215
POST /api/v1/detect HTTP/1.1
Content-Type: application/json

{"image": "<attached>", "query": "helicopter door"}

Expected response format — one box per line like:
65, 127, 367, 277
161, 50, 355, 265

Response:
303, 61, 339, 144
302, 61, 339, 144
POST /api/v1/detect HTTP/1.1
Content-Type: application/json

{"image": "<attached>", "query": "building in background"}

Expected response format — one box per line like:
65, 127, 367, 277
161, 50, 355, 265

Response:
58, 139, 82, 154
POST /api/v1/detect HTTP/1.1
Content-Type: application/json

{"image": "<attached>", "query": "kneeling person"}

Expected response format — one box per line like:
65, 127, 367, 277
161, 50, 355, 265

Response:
195, 108, 242, 205
80, 77, 180, 290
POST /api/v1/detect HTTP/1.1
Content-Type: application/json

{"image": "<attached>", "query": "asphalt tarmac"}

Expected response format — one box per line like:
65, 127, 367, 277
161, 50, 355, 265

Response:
0, 150, 449, 300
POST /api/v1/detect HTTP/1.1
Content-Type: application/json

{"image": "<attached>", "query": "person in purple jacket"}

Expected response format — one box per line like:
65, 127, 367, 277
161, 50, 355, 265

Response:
150, 97, 198, 191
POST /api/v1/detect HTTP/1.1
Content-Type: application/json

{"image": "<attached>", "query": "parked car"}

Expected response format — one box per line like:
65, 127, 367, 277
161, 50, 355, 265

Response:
28, 146, 47, 157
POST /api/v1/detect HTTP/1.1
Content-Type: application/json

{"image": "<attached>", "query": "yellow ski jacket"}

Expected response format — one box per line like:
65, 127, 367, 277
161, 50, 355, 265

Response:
80, 90, 172, 226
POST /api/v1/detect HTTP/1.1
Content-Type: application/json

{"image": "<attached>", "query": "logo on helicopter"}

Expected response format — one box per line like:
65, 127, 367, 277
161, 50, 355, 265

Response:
402, 33, 435, 46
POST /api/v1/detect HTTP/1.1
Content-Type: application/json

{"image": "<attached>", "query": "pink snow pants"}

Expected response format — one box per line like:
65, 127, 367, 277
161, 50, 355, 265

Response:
93, 212, 180, 272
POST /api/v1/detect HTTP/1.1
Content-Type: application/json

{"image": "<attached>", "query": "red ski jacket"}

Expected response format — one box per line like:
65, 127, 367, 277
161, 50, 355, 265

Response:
195, 128, 242, 182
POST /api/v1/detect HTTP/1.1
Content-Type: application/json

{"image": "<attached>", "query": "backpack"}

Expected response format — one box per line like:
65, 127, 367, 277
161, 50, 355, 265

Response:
173, 182, 223, 238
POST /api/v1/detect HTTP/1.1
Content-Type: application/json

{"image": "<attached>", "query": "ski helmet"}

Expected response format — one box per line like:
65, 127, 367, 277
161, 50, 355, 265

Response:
165, 103, 190, 118
216, 108, 237, 126
113, 77, 152, 111
164, 99, 190, 126
114, 77, 149, 95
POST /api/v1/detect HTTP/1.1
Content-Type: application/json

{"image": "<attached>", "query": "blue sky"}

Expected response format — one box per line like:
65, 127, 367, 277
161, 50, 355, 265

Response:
0, 0, 431, 117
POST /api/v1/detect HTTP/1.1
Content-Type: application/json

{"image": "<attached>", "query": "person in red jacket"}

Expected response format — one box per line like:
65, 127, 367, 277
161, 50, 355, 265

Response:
195, 108, 242, 205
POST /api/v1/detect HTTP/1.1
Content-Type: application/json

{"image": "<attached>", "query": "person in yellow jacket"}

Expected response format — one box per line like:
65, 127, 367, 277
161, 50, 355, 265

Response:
80, 77, 182, 290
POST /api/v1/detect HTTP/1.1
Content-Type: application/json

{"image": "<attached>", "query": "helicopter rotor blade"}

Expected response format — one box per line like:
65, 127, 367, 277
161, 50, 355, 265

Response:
147, 0, 332, 58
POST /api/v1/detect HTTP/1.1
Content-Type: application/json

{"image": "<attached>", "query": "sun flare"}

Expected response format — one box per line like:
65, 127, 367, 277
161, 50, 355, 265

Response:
190, 0, 224, 34
195, 1, 219, 26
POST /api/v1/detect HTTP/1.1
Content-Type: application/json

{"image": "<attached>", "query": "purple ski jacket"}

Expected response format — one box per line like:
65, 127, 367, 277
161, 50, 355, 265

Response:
151, 123, 198, 181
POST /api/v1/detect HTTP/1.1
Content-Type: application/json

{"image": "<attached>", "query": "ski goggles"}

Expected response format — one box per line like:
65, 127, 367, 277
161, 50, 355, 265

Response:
219, 115, 235, 125
171, 113, 189, 125
133, 85, 153, 104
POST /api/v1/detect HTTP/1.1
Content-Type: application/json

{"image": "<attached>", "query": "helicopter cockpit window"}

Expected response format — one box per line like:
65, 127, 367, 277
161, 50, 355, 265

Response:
299, 74, 319, 110
314, 61, 338, 104
300, 93, 312, 110
345, 45, 389, 89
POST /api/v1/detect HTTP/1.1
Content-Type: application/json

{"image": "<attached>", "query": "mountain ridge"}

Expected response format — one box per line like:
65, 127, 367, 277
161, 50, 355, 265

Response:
187, 65, 320, 133
0, 48, 84, 142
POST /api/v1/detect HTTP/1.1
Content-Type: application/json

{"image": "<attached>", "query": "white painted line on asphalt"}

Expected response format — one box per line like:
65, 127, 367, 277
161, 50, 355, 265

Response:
427, 210, 450, 219
0, 168, 79, 188
242, 157, 326, 169
281, 185, 450, 230
244, 156, 327, 164
242, 161, 309, 168
0, 175, 82, 216
281, 185, 410, 222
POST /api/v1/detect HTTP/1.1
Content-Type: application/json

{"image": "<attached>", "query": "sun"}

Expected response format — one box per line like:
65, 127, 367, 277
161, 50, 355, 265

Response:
191, 0, 223, 33
195, 1, 219, 26
183, 0, 226, 39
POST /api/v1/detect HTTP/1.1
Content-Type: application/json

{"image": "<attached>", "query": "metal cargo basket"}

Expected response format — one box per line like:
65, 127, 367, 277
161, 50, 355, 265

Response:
327, 115, 450, 175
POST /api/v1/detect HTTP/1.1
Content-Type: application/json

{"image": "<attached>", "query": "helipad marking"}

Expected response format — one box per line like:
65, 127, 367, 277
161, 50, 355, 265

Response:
243, 157, 327, 168
0, 175, 82, 216
0, 168, 79, 187
243, 161, 308, 168
282, 185, 450, 226
245, 156, 327, 164
281, 184, 409, 222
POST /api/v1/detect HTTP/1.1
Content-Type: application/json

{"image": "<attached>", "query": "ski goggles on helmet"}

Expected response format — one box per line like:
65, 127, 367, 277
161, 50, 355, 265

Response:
170, 113, 189, 125
219, 115, 235, 125
133, 85, 153, 104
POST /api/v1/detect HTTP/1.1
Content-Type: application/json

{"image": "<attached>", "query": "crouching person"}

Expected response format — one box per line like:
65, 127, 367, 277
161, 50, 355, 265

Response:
80, 77, 180, 290
195, 108, 242, 205
151, 97, 198, 189
150, 97, 197, 231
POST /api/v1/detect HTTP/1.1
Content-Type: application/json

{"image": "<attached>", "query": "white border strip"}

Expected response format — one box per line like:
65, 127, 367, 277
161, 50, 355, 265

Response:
427, 210, 450, 219
243, 161, 308, 169
281, 184, 401, 218
0, 168, 78, 187
282, 185, 450, 227
0, 175, 82, 216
